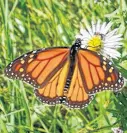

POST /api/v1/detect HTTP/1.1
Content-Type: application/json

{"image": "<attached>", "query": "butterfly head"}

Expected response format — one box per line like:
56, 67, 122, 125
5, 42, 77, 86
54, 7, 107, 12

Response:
70, 38, 82, 56
73, 38, 82, 49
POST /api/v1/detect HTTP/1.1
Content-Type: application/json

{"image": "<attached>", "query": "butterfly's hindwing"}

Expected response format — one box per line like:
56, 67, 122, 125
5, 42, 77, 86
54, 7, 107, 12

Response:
34, 59, 70, 105
65, 56, 94, 108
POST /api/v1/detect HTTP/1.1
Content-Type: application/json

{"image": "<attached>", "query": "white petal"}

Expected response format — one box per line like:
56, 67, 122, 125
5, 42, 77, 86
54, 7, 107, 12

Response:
96, 20, 101, 33
91, 21, 96, 34
102, 22, 113, 34
85, 24, 94, 36
81, 44, 87, 48
105, 39, 122, 44
105, 35, 122, 43
109, 34, 122, 39
105, 28, 118, 39
80, 29, 91, 38
103, 48, 121, 58
100, 22, 107, 33
104, 42, 123, 47
104, 44, 122, 49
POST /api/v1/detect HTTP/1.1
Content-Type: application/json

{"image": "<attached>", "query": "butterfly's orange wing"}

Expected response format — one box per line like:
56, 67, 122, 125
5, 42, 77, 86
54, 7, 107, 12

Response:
65, 56, 93, 108
77, 49, 124, 94
5, 48, 70, 88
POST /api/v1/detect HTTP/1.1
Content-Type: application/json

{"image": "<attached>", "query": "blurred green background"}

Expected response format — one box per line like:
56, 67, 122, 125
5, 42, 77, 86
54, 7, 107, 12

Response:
0, 0, 127, 133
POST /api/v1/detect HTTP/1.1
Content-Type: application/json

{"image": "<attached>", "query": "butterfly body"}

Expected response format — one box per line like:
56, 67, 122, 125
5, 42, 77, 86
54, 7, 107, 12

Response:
64, 39, 82, 90
5, 39, 124, 108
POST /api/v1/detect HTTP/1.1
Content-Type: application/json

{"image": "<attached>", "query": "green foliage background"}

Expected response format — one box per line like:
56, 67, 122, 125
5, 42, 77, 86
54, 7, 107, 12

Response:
0, 0, 127, 133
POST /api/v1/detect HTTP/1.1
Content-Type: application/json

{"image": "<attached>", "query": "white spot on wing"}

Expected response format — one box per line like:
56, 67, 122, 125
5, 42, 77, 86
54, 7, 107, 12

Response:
33, 51, 37, 54
24, 54, 27, 57
109, 62, 112, 65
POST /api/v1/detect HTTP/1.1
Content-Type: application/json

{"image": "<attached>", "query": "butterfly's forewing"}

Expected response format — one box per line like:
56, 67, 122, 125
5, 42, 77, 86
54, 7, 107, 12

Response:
5, 48, 70, 89
65, 56, 94, 108
78, 49, 124, 94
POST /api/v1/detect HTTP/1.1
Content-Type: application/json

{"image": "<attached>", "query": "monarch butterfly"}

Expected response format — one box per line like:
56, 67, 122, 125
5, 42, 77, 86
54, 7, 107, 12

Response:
5, 38, 124, 109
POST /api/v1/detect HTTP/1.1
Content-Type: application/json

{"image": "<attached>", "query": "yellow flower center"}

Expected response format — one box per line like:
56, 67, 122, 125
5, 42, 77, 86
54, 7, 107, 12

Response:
87, 35, 103, 52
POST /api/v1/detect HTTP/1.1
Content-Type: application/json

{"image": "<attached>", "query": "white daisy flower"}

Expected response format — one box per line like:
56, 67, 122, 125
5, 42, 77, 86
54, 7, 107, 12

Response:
76, 20, 123, 59
111, 127, 123, 133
